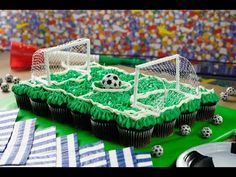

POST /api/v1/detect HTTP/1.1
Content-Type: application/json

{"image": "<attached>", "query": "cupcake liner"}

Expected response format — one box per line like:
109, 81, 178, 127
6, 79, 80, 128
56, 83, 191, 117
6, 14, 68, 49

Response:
175, 111, 197, 128
48, 104, 72, 124
71, 110, 91, 130
196, 103, 216, 121
91, 118, 118, 141
14, 94, 32, 110
153, 119, 176, 137
30, 98, 50, 117
117, 125, 154, 148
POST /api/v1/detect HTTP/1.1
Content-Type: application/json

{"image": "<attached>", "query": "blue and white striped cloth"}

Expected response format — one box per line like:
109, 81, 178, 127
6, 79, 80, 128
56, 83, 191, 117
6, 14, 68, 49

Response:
25, 127, 57, 167
135, 153, 153, 167
0, 109, 19, 152
106, 147, 137, 167
78, 141, 107, 167
56, 133, 79, 167
0, 119, 36, 166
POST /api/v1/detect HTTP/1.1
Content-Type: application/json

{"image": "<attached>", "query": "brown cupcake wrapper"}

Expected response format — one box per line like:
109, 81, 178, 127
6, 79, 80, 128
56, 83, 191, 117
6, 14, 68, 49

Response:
175, 111, 197, 128
117, 126, 154, 148
91, 118, 118, 141
153, 119, 176, 137
48, 104, 72, 124
30, 98, 50, 117
71, 110, 91, 130
196, 104, 216, 121
14, 94, 32, 110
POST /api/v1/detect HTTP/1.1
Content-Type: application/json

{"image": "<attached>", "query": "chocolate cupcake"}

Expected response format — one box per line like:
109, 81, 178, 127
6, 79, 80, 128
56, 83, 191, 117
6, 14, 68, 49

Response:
12, 84, 31, 110
196, 102, 216, 121
152, 108, 180, 137
27, 87, 50, 117
47, 92, 72, 124
196, 90, 219, 121
91, 118, 118, 141
153, 119, 176, 137
117, 125, 154, 148
90, 106, 118, 141
71, 111, 91, 130
175, 99, 200, 127
68, 99, 92, 130
175, 111, 197, 128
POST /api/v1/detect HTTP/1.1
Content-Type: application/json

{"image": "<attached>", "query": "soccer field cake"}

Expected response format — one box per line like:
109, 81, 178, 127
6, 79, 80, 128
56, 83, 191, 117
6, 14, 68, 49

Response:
11, 38, 219, 148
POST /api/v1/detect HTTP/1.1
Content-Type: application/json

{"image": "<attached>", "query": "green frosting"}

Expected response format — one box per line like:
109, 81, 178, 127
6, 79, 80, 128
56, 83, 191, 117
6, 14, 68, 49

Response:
138, 76, 165, 93
15, 63, 219, 129
199, 87, 219, 104
47, 91, 70, 106
116, 107, 181, 130
12, 84, 30, 96
68, 99, 92, 114
42, 70, 82, 82
201, 92, 219, 104
90, 105, 117, 121
179, 98, 201, 113
27, 87, 49, 101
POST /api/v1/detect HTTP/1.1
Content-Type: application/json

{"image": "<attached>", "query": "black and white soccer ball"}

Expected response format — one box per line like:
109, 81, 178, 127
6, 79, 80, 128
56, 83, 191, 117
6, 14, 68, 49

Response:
201, 127, 212, 138
1, 83, 9, 92
5, 73, 13, 83
12, 76, 20, 84
226, 87, 235, 96
212, 115, 223, 125
220, 92, 228, 101
180, 124, 191, 136
101, 73, 122, 89
151, 145, 164, 157
0, 77, 3, 85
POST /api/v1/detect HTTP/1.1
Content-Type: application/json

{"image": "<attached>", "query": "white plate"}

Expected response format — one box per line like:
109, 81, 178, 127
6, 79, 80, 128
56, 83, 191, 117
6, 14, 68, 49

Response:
176, 142, 236, 167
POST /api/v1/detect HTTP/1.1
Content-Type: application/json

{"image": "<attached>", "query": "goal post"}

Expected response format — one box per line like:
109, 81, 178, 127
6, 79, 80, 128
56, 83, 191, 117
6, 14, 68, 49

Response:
31, 38, 92, 85
132, 54, 199, 108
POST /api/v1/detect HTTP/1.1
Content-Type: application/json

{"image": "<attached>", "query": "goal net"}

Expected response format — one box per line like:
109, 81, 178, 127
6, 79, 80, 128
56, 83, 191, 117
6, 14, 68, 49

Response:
31, 38, 91, 85
132, 54, 199, 112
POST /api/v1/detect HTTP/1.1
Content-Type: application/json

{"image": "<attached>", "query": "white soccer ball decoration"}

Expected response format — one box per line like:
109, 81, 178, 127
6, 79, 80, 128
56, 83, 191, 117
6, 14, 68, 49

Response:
212, 114, 223, 125
180, 124, 191, 136
220, 92, 228, 101
102, 73, 122, 89
226, 87, 235, 96
1, 83, 9, 92
201, 127, 212, 138
0, 78, 3, 85
5, 73, 13, 83
151, 145, 164, 157
13, 76, 20, 84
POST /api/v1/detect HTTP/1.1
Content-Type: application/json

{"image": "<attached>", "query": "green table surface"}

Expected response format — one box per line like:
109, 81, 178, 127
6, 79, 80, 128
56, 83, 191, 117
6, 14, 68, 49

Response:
1, 94, 236, 167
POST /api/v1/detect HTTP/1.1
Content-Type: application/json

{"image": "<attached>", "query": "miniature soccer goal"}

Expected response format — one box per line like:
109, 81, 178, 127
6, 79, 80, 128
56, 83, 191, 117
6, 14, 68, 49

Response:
132, 54, 200, 109
31, 38, 91, 85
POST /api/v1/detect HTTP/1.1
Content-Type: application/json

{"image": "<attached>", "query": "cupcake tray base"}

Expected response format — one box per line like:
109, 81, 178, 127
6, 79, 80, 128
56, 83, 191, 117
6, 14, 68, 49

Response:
1, 94, 236, 167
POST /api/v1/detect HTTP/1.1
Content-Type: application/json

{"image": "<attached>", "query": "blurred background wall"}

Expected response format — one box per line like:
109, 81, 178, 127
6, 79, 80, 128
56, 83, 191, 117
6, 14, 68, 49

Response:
0, 10, 235, 63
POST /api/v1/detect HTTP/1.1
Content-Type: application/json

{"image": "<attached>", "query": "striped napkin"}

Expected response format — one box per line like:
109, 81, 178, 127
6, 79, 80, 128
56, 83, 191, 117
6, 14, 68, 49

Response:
106, 147, 137, 167
25, 127, 57, 167
0, 109, 19, 152
135, 153, 153, 167
56, 133, 80, 167
78, 141, 107, 167
0, 119, 36, 166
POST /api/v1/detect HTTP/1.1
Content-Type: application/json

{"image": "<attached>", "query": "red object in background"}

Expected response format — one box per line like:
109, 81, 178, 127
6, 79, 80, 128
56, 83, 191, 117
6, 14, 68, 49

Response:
10, 41, 38, 70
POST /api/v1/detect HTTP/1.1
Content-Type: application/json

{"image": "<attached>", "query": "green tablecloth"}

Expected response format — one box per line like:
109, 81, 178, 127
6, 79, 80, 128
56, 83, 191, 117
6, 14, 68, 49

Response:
1, 94, 236, 167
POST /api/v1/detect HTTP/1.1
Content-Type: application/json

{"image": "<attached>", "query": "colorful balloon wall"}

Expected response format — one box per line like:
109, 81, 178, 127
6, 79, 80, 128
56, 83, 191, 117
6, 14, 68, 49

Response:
0, 10, 235, 63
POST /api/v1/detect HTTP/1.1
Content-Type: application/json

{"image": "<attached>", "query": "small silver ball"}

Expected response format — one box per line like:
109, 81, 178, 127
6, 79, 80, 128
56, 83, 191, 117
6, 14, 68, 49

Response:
5, 74, 13, 83
201, 127, 212, 138
13, 76, 20, 84
152, 145, 164, 157
1, 83, 9, 92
